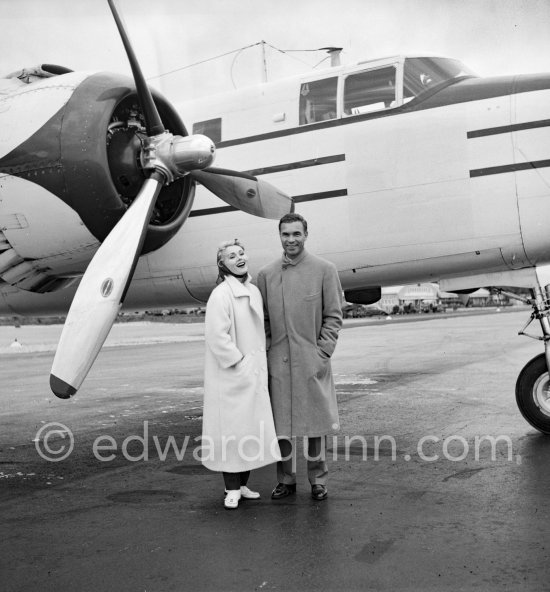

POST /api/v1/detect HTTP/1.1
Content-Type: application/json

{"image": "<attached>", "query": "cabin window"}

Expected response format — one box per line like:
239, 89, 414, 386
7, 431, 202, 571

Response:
192, 118, 222, 143
343, 66, 396, 115
299, 77, 338, 125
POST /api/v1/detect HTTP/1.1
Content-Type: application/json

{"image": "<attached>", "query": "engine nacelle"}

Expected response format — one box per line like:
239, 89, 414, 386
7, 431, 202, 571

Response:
0, 70, 194, 292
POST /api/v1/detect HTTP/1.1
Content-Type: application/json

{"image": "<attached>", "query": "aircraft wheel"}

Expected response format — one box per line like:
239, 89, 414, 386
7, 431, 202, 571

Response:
516, 353, 550, 434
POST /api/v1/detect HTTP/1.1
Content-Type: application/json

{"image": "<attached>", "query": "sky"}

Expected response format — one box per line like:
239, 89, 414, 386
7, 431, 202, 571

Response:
1, 0, 550, 103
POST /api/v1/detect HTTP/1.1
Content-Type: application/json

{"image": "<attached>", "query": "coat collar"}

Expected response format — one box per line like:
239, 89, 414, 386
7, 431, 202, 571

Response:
281, 249, 308, 269
223, 273, 252, 297
224, 274, 263, 321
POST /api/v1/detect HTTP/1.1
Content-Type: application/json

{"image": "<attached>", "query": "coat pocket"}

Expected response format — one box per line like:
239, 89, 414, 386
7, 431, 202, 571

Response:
301, 346, 329, 379
235, 352, 253, 372
314, 353, 329, 378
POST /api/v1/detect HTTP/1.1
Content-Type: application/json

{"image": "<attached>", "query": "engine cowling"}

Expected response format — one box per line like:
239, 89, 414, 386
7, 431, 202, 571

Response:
0, 70, 194, 292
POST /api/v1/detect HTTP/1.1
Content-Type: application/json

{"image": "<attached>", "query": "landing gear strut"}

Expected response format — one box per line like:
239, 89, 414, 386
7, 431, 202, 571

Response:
494, 286, 550, 433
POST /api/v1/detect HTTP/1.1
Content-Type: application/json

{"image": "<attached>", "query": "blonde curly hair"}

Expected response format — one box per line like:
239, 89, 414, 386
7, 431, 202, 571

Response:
216, 239, 245, 283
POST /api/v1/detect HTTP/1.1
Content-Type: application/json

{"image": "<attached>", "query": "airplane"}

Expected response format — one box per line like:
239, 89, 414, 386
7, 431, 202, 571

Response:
1, 1, 550, 435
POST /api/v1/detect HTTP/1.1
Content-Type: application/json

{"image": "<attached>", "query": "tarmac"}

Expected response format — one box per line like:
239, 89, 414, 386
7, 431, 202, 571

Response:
1, 308, 550, 591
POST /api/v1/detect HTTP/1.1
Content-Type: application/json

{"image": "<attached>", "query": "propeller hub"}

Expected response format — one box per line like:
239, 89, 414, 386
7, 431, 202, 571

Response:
170, 134, 216, 174
141, 132, 215, 183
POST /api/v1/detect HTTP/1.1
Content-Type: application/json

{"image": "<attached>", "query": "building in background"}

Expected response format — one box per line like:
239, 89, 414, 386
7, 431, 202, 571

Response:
344, 283, 516, 317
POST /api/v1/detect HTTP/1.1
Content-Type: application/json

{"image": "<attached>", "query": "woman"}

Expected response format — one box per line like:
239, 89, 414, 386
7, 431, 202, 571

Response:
201, 239, 281, 509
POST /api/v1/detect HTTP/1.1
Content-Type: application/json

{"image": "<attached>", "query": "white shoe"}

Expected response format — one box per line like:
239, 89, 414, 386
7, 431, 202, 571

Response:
240, 485, 260, 499
224, 489, 241, 509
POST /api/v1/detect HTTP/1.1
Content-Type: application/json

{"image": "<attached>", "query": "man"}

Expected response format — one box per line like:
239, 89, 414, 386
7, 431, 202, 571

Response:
256, 213, 343, 501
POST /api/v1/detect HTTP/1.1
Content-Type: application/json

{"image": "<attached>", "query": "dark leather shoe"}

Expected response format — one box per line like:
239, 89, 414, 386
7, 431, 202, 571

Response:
271, 483, 296, 499
311, 484, 328, 500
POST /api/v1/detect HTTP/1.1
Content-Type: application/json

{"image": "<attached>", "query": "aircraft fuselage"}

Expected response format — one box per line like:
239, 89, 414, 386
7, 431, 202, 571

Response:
2, 55, 550, 314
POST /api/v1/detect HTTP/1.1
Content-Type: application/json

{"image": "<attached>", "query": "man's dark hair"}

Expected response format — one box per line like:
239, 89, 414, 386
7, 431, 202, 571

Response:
279, 212, 308, 233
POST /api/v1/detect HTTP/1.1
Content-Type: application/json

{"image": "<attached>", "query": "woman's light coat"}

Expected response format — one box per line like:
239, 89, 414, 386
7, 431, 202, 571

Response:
201, 274, 281, 472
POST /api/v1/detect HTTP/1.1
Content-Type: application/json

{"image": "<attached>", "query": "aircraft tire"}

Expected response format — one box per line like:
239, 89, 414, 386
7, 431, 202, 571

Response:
516, 353, 550, 435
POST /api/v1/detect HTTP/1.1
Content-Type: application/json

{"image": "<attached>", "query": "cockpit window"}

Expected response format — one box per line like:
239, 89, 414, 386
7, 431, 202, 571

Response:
299, 77, 338, 125
343, 66, 396, 115
403, 57, 476, 102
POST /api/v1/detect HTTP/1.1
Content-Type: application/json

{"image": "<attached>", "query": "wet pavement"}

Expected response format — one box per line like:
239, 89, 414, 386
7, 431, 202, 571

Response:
1, 309, 550, 591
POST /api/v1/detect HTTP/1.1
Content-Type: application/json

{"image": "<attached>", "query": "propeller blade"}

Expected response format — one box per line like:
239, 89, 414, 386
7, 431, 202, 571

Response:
107, 0, 164, 136
191, 167, 294, 219
50, 172, 164, 398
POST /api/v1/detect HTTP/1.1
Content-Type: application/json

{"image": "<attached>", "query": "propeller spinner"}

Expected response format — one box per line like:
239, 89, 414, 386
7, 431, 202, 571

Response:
49, 0, 293, 398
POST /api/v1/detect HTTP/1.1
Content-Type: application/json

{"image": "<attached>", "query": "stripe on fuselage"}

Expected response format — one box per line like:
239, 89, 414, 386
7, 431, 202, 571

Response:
468, 119, 550, 177
470, 159, 550, 178
467, 119, 550, 138
189, 188, 348, 217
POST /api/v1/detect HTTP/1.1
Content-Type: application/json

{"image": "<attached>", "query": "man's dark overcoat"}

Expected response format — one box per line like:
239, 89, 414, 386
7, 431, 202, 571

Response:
256, 250, 343, 437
